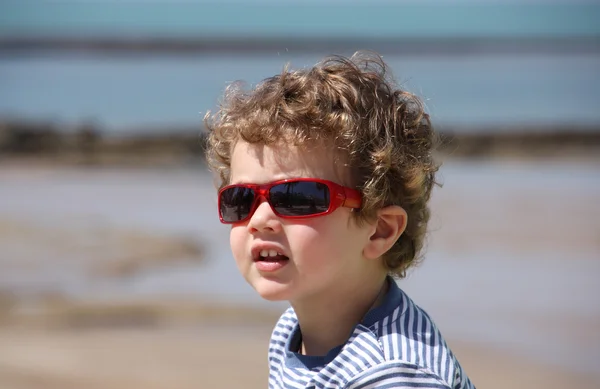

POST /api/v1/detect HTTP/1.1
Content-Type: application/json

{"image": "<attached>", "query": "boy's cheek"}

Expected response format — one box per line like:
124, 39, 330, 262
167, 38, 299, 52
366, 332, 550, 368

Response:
229, 228, 247, 256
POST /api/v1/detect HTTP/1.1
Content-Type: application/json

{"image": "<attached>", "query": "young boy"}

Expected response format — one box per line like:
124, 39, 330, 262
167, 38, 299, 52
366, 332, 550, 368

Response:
205, 52, 475, 389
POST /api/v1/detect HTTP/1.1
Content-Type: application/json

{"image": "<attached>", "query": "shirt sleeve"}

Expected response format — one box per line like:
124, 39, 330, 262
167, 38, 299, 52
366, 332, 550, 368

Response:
345, 361, 452, 389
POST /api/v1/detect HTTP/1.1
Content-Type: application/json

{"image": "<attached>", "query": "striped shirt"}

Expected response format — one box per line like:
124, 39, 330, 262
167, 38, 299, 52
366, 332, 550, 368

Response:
268, 279, 475, 389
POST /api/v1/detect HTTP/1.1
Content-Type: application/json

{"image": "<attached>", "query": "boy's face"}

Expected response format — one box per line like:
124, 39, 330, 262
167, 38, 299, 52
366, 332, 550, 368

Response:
228, 140, 376, 304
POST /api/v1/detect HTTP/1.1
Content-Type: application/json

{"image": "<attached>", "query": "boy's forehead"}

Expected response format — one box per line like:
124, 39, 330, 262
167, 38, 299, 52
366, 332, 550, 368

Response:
230, 140, 351, 185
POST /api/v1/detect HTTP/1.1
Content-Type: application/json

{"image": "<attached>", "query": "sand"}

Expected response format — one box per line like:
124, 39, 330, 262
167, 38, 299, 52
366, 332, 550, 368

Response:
1, 162, 599, 389
0, 323, 598, 389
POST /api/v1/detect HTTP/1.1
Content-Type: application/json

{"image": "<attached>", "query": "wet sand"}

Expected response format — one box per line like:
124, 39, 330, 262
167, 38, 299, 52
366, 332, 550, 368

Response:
0, 161, 599, 388
0, 325, 598, 389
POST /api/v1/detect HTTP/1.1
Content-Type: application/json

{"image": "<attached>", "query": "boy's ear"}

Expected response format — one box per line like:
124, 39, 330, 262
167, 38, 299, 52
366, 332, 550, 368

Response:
363, 205, 407, 260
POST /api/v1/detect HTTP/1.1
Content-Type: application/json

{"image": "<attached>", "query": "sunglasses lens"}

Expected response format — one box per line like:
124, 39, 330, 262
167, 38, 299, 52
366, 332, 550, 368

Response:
219, 187, 255, 222
270, 181, 330, 216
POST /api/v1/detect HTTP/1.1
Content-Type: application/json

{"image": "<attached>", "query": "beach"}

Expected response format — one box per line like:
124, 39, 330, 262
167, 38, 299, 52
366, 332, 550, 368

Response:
0, 159, 598, 388
1, 1, 599, 386
0, 325, 598, 389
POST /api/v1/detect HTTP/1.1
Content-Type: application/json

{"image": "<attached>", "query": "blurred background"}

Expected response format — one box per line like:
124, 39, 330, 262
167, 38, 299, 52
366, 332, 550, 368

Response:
0, 1, 599, 388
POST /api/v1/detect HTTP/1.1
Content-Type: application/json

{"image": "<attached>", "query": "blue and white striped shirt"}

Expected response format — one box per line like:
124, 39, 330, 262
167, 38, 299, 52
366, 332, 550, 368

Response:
268, 279, 475, 389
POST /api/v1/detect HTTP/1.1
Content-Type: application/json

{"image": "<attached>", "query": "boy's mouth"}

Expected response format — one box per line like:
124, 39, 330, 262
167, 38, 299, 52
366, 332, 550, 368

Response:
251, 247, 290, 272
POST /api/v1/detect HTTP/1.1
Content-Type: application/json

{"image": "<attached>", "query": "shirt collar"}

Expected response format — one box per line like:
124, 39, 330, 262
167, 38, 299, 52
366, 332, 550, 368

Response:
284, 276, 406, 369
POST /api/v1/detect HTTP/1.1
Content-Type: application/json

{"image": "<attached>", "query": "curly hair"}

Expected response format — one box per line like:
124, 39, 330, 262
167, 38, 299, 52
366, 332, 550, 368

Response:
205, 51, 440, 278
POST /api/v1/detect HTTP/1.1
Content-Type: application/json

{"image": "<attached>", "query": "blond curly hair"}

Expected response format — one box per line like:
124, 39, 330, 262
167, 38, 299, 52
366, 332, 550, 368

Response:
205, 52, 440, 278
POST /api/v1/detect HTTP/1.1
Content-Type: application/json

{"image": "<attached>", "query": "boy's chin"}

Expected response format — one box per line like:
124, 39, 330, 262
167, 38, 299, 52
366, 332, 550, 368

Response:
251, 279, 292, 302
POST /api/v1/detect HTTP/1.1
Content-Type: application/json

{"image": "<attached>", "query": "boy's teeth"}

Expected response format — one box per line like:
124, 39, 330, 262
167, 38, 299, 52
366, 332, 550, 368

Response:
259, 249, 280, 257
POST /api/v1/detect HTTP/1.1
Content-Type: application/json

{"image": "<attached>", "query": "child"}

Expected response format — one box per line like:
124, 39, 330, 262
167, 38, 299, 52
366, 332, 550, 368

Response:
205, 52, 475, 389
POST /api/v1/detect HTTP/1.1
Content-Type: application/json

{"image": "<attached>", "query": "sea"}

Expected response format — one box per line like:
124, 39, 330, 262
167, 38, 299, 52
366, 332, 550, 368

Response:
0, 1, 599, 132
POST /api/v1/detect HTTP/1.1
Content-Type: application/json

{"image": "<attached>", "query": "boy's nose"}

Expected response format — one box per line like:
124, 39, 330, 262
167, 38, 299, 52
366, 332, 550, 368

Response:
247, 198, 282, 234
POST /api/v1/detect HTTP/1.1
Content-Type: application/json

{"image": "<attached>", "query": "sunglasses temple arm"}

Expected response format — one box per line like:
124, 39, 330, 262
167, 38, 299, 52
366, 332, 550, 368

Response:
342, 188, 362, 209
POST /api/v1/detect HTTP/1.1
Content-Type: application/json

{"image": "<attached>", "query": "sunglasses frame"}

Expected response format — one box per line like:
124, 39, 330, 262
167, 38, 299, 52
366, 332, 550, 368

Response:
218, 178, 362, 224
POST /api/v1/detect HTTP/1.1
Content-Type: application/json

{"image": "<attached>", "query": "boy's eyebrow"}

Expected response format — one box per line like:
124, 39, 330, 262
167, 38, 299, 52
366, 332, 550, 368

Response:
228, 176, 284, 185
229, 175, 318, 185
228, 179, 252, 185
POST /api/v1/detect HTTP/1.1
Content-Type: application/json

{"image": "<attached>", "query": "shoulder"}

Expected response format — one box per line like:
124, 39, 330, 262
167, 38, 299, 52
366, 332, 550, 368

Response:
345, 361, 452, 389
369, 287, 474, 388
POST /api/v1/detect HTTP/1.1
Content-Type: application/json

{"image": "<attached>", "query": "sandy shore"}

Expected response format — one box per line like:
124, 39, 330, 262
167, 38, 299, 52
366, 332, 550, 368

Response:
1, 162, 598, 389
0, 323, 598, 389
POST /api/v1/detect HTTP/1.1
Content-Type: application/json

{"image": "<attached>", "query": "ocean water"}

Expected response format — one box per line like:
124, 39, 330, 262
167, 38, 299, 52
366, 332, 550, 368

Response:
1, 2, 598, 39
1, 52, 599, 132
1, 2, 598, 132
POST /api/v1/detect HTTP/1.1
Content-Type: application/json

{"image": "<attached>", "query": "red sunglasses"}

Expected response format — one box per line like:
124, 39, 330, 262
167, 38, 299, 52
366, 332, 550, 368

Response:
218, 178, 362, 224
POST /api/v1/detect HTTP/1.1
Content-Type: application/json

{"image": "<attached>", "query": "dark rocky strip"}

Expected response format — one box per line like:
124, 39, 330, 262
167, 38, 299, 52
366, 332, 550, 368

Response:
0, 119, 599, 164
1, 36, 599, 57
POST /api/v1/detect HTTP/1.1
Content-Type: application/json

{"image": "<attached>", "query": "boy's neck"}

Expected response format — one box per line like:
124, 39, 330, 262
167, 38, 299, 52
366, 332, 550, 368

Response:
292, 275, 389, 357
